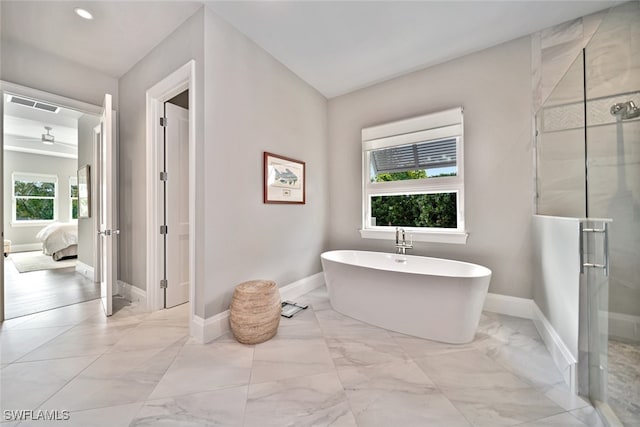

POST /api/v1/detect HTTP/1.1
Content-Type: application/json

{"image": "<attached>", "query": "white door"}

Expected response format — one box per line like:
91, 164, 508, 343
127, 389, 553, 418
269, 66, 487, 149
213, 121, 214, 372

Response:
98, 93, 117, 316
164, 103, 189, 308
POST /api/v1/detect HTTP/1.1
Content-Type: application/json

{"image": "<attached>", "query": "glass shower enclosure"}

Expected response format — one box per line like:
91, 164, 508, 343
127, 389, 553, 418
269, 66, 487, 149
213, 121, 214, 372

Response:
536, 2, 639, 425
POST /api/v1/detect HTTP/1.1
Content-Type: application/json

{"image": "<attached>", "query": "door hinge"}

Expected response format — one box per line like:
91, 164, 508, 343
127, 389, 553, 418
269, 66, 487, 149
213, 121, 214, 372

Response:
160, 225, 168, 235
160, 171, 168, 181
160, 279, 168, 289
160, 117, 168, 127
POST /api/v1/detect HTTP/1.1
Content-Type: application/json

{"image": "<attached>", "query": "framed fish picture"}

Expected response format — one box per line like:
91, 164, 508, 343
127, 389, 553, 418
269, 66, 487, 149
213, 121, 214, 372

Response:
264, 152, 306, 204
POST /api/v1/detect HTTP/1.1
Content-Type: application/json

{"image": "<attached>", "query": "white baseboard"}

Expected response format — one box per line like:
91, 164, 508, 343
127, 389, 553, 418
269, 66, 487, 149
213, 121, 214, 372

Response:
75, 261, 95, 282
483, 292, 535, 319
609, 311, 640, 342
193, 272, 326, 344
9, 243, 42, 253
483, 293, 576, 392
279, 272, 325, 301
116, 280, 147, 306
531, 303, 578, 392
191, 311, 230, 344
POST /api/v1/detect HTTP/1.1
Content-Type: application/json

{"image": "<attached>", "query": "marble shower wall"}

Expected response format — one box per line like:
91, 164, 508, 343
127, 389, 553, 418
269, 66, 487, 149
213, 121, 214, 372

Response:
585, 2, 640, 324
532, 10, 606, 218
533, 2, 640, 325
535, 54, 586, 218
531, 11, 605, 112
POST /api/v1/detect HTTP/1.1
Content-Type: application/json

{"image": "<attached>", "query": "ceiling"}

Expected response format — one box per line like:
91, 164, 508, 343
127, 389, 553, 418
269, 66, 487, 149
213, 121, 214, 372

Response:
0, 1, 203, 78
3, 94, 86, 159
206, 0, 621, 97
0, 1, 621, 98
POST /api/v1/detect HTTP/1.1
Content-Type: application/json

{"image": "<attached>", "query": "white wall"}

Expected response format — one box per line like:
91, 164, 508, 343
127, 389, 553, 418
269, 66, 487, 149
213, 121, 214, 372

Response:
532, 215, 581, 360
327, 36, 534, 299
117, 7, 329, 319
0, 39, 118, 109
117, 8, 206, 313
77, 114, 100, 267
202, 9, 328, 317
3, 151, 77, 248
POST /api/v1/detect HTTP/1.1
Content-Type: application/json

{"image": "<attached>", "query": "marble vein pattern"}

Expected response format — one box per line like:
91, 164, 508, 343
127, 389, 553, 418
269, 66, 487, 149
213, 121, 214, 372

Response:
132, 387, 247, 426
0, 286, 617, 426
244, 372, 356, 427
337, 360, 471, 427
607, 338, 640, 426
148, 335, 253, 400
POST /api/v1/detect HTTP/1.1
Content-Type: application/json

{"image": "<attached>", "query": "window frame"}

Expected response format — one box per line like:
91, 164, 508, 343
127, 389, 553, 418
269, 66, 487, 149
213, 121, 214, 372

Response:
360, 107, 468, 244
69, 175, 78, 221
12, 172, 58, 226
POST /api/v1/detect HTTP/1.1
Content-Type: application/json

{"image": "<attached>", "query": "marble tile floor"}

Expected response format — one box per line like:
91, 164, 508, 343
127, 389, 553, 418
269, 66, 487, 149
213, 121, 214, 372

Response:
608, 339, 640, 426
0, 287, 612, 427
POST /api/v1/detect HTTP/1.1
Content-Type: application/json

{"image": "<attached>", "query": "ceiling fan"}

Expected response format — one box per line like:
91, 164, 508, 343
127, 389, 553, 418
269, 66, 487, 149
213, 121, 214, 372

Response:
11, 126, 76, 148
41, 126, 55, 144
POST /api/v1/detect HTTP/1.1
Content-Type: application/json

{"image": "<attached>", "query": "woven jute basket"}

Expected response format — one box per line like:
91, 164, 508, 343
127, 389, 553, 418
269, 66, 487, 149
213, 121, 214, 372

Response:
229, 280, 280, 344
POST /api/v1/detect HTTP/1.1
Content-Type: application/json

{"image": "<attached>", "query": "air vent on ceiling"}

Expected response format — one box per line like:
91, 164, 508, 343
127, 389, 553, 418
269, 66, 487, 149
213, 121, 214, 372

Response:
7, 95, 60, 114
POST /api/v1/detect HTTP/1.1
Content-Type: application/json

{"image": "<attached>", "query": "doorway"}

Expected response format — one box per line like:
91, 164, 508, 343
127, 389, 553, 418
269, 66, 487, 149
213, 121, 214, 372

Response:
145, 61, 196, 326
1, 82, 107, 320
162, 92, 189, 308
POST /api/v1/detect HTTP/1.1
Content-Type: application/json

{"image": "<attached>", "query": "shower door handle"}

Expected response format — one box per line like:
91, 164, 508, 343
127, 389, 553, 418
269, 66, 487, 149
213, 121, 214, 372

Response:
580, 222, 609, 277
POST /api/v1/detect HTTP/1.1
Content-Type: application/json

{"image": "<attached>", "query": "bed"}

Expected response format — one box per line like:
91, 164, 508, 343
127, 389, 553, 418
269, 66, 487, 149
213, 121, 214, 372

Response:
36, 222, 78, 261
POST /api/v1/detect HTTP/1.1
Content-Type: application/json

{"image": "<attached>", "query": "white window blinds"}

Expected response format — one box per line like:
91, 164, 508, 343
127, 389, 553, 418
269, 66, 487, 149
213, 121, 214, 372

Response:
370, 137, 457, 174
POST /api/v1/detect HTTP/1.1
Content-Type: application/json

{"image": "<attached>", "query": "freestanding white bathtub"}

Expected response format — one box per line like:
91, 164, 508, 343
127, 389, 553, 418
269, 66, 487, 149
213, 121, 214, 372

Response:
320, 250, 492, 344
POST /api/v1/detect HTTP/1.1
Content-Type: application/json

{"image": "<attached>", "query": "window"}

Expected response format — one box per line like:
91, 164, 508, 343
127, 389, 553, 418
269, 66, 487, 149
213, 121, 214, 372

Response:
69, 176, 78, 220
12, 173, 58, 224
361, 107, 467, 244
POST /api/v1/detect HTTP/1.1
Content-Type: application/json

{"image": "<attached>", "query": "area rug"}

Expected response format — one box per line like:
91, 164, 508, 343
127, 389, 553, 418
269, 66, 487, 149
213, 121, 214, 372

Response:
10, 251, 77, 273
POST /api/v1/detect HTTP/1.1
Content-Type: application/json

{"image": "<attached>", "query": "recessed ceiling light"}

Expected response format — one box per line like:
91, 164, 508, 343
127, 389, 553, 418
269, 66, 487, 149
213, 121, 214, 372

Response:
74, 7, 93, 20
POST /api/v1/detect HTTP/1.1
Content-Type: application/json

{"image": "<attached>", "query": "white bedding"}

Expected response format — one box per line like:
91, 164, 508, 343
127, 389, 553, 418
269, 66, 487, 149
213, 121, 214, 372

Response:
36, 222, 78, 259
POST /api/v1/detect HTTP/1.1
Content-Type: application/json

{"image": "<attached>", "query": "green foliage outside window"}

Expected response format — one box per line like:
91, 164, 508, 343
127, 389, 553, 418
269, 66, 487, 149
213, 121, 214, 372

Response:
15, 199, 54, 221
14, 180, 56, 221
373, 170, 428, 182
14, 181, 55, 197
371, 171, 457, 228
72, 199, 78, 219
71, 184, 79, 219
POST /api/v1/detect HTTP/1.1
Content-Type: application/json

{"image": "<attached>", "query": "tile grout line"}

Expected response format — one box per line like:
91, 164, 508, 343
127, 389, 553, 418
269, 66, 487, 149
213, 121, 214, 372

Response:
37, 323, 191, 416
31, 352, 103, 413
311, 304, 360, 425
404, 344, 476, 427
27, 307, 181, 414
7, 325, 77, 365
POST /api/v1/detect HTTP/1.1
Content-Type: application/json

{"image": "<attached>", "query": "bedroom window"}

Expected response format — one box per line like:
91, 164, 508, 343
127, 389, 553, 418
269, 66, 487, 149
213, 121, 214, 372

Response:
69, 176, 78, 220
361, 107, 467, 244
12, 172, 58, 224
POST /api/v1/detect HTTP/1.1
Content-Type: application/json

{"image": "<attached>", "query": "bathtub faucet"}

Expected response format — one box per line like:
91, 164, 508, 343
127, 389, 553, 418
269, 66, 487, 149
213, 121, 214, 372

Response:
395, 227, 413, 255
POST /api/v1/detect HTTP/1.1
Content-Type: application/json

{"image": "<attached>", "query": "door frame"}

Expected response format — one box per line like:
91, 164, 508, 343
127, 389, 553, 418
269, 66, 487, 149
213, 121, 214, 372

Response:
0, 81, 103, 322
93, 125, 102, 284
145, 61, 196, 328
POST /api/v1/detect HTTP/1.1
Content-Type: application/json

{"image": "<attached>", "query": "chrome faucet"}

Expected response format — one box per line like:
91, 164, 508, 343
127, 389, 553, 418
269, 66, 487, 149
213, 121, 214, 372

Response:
395, 227, 413, 255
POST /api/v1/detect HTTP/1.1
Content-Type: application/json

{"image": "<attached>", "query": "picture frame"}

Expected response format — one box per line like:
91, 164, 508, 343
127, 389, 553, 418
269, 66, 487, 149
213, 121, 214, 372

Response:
78, 165, 91, 218
263, 152, 306, 204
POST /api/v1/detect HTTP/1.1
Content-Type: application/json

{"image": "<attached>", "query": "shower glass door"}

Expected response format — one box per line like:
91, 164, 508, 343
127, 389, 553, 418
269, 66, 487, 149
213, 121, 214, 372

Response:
584, 2, 640, 425
537, 2, 639, 425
